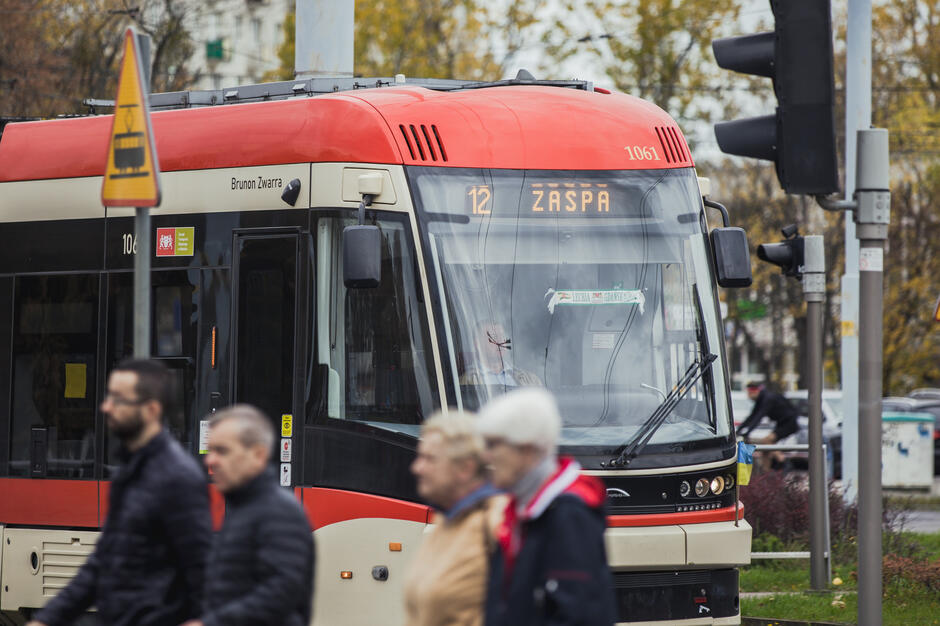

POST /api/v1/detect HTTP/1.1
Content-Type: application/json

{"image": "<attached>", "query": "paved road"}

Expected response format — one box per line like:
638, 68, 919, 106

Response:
899, 510, 940, 533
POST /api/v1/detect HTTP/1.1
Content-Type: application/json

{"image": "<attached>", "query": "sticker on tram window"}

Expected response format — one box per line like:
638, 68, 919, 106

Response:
64, 363, 87, 399
464, 182, 621, 216
156, 227, 195, 257
281, 414, 293, 437
545, 288, 646, 314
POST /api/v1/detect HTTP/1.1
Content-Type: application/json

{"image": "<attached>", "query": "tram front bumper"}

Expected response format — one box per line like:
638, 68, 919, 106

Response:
605, 519, 752, 570
604, 520, 751, 625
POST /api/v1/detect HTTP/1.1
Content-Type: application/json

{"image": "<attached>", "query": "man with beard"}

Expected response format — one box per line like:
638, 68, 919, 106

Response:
27, 359, 211, 626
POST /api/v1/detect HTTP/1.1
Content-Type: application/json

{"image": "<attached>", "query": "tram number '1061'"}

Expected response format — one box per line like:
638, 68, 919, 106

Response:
624, 145, 660, 161
122, 233, 138, 255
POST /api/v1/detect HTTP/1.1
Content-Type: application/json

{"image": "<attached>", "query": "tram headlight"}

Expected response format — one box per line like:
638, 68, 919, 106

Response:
724, 473, 735, 490
679, 480, 691, 498
694, 478, 710, 497
710, 475, 725, 495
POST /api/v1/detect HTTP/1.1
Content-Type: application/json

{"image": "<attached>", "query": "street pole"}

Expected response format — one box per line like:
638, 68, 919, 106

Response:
841, 0, 872, 504
818, 128, 890, 625
295, 0, 354, 78
134, 33, 152, 359
855, 129, 890, 626
134, 208, 150, 358
803, 235, 828, 590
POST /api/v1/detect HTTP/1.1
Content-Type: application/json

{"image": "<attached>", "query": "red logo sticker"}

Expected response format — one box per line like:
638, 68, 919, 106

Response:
156, 228, 176, 256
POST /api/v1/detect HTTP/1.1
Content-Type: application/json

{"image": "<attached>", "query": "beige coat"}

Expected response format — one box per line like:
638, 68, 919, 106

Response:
403, 494, 506, 626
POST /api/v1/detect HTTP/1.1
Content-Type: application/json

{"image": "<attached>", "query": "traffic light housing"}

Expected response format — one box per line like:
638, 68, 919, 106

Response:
757, 224, 805, 278
712, 0, 838, 195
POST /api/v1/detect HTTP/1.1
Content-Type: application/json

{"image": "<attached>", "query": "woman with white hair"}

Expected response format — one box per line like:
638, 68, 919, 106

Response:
403, 412, 506, 626
477, 388, 615, 626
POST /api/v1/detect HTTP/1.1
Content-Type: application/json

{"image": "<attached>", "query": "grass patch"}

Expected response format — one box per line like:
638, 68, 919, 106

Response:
742, 532, 940, 624
740, 561, 810, 593
906, 531, 940, 558
742, 586, 940, 625
885, 494, 940, 512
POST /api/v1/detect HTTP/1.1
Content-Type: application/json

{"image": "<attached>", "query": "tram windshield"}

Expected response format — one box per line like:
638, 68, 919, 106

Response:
410, 167, 733, 458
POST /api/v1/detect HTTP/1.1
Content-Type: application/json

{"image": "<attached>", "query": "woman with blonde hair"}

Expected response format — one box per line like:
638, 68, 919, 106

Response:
403, 411, 505, 626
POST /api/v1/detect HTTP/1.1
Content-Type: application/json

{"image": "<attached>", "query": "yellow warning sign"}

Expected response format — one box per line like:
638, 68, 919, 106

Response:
101, 27, 161, 208
281, 414, 293, 438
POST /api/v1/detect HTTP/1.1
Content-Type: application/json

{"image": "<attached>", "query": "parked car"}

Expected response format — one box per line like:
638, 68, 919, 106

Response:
884, 395, 940, 475
907, 388, 940, 400
730, 389, 841, 476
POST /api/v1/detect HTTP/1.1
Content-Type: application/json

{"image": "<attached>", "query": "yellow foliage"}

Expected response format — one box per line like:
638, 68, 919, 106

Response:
544, 0, 740, 130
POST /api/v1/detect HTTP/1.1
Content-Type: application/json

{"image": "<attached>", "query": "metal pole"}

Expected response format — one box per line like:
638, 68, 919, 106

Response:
295, 0, 354, 78
823, 442, 832, 583
857, 237, 883, 623
134, 208, 151, 357
855, 129, 890, 626
803, 235, 827, 590
841, 0, 872, 504
133, 34, 152, 359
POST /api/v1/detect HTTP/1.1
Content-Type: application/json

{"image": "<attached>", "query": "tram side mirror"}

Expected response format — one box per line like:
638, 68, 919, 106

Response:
711, 227, 752, 288
343, 225, 382, 288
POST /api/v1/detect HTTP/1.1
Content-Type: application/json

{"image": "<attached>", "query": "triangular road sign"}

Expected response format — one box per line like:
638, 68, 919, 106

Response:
102, 27, 161, 207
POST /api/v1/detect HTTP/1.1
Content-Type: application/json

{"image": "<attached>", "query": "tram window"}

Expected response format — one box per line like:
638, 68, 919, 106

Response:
105, 271, 197, 473
234, 236, 296, 426
155, 285, 187, 356
311, 214, 438, 431
9, 274, 98, 479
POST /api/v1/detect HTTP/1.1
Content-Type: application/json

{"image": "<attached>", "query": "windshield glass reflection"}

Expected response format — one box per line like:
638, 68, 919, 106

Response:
411, 167, 732, 454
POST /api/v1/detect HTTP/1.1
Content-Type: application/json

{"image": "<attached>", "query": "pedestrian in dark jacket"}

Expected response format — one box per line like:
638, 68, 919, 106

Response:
28, 359, 211, 626
476, 388, 615, 626
181, 404, 314, 626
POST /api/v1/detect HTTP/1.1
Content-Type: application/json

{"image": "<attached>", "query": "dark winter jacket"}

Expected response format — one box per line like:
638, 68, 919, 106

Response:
738, 388, 799, 440
201, 467, 314, 626
485, 458, 615, 626
35, 430, 212, 626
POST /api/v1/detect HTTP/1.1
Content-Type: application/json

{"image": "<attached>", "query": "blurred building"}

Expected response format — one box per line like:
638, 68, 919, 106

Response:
189, 0, 292, 90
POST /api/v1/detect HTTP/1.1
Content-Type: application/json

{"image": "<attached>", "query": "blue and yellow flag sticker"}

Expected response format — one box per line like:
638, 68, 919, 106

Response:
737, 443, 756, 486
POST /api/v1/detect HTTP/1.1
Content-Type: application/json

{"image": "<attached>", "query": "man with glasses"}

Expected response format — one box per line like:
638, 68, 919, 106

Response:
28, 359, 211, 626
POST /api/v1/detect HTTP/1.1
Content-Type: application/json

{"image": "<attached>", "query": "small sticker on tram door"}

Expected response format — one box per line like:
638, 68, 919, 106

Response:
280, 463, 291, 486
199, 420, 210, 454
281, 414, 293, 437
281, 438, 292, 462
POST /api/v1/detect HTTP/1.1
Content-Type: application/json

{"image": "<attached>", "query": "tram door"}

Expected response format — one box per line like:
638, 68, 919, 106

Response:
231, 232, 303, 486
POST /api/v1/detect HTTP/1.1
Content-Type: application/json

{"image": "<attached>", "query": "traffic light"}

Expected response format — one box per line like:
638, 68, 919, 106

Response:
757, 224, 804, 278
712, 0, 838, 195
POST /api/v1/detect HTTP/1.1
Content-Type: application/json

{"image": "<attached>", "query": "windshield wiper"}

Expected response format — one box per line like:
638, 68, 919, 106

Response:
603, 353, 717, 468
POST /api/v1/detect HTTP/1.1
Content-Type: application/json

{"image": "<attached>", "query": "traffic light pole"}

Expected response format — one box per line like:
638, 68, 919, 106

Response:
802, 236, 828, 590
818, 128, 890, 626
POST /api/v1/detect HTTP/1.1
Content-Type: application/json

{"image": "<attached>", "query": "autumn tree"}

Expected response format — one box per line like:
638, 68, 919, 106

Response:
0, 0, 200, 117
869, 0, 940, 394
540, 0, 740, 130
266, 1, 545, 82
